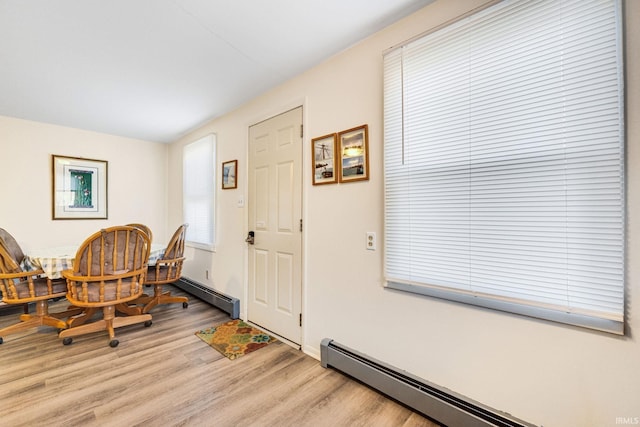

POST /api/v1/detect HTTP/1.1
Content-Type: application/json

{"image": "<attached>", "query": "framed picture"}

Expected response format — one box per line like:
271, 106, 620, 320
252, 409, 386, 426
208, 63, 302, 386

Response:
338, 124, 369, 183
222, 160, 238, 189
312, 133, 338, 185
52, 155, 108, 220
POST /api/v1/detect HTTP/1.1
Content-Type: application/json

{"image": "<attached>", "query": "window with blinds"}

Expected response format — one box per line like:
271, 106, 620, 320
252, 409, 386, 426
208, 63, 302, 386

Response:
383, 0, 625, 334
183, 134, 216, 250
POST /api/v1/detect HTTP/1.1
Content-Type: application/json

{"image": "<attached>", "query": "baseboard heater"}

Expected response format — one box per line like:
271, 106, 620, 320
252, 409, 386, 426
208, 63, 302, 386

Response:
320, 339, 534, 427
173, 277, 239, 319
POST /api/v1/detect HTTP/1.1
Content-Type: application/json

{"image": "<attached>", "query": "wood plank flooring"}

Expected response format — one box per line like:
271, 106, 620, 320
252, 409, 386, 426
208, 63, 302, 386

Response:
0, 286, 439, 427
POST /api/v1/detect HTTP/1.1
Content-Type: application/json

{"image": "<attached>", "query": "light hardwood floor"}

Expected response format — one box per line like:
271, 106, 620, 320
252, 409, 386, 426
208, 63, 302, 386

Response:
0, 285, 439, 427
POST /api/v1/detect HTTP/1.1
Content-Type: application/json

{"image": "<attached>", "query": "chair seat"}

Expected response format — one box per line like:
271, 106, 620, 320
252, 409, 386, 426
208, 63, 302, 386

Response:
11, 278, 67, 300
68, 280, 143, 303
145, 266, 175, 282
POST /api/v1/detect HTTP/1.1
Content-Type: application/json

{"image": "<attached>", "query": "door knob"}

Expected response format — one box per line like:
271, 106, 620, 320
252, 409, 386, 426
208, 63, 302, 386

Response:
245, 231, 255, 245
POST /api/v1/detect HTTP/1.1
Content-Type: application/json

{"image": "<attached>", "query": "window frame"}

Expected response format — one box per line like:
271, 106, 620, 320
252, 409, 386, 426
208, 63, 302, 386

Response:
183, 134, 216, 252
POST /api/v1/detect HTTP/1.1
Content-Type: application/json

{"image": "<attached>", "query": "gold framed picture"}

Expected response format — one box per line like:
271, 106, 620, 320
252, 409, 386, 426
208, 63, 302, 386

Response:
222, 159, 238, 189
312, 133, 338, 185
338, 124, 369, 183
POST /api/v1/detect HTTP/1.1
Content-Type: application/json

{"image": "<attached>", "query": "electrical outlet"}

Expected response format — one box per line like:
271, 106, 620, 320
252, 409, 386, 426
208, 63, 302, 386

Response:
366, 232, 376, 251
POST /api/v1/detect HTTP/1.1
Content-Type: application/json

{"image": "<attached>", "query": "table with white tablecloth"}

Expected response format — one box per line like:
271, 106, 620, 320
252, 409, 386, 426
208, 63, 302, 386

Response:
23, 243, 165, 279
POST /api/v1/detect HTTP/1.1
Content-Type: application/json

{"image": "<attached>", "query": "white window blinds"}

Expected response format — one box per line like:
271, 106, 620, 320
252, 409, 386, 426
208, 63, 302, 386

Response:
383, 0, 625, 334
183, 134, 216, 250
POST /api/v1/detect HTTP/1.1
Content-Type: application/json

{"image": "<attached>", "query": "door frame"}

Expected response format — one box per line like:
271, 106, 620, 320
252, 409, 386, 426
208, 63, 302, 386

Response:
242, 99, 307, 349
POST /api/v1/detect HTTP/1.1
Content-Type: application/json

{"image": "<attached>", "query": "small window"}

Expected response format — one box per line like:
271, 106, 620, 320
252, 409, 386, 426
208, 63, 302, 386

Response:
183, 134, 216, 251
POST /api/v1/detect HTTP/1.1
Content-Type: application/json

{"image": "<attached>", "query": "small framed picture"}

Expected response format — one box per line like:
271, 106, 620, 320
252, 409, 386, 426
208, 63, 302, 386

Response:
52, 154, 108, 220
222, 160, 238, 189
338, 124, 369, 183
312, 133, 338, 185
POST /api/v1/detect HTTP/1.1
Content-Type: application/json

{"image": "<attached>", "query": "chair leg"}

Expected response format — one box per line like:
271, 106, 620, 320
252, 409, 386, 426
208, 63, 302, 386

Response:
59, 318, 109, 339
141, 298, 159, 314
0, 316, 51, 337
58, 305, 152, 346
66, 308, 98, 327
50, 306, 85, 320
115, 303, 143, 316
111, 313, 152, 328
105, 308, 116, 344
134, 294, 153, 304
141, 285, 189, 313
1, 300, 69, 339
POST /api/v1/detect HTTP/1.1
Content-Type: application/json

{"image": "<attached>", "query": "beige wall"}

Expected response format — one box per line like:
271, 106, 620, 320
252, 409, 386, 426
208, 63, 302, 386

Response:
0, 116, 169, 249
169, 0, 640, 425
1, 0, 636, 424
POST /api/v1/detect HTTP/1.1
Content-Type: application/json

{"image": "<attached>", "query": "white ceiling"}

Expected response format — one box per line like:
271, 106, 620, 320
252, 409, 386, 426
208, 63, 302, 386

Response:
0, 0, 432, 143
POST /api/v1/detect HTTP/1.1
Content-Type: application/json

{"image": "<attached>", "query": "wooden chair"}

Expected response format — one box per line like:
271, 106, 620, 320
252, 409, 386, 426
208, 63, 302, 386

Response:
136, 224, 188, 314
60, 226, 152, 347
0, 228, 79, 344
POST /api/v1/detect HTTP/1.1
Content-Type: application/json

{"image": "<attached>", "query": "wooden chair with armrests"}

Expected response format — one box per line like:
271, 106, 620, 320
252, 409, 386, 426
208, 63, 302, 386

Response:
59, 225, 152, 347
135, 224, 188, 314
0, 228, 80, 344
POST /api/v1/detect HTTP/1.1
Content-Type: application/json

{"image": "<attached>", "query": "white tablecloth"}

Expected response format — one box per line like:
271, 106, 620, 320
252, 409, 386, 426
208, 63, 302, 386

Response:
23, 243, 165, 279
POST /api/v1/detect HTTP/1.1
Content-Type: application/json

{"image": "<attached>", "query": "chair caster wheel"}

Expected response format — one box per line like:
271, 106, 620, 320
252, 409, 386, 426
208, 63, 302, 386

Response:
144, 320, 152, 327
0, 337, 3, 344
62, 337, 73, 345
109, 339, 119, 348
183, 302, 188, 308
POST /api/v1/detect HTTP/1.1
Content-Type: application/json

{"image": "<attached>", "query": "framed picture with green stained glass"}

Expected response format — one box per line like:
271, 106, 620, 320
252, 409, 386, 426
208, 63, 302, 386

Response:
52, 154, 108, 220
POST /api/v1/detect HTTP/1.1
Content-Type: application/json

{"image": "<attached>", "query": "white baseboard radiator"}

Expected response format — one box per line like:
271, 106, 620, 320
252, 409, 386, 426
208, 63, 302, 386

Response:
174, 277, 239, 319
320, 339, 534, 427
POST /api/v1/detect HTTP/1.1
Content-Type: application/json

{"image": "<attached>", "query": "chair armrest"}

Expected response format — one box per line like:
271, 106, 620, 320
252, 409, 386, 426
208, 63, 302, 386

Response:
62, 267, 147, 283
154, 256, 186, 267
0, 267, 46, 280
0, 268, 57, 302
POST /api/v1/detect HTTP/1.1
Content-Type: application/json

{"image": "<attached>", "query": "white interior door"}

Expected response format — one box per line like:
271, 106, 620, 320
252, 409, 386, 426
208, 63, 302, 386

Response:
248, 107, 302, 345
